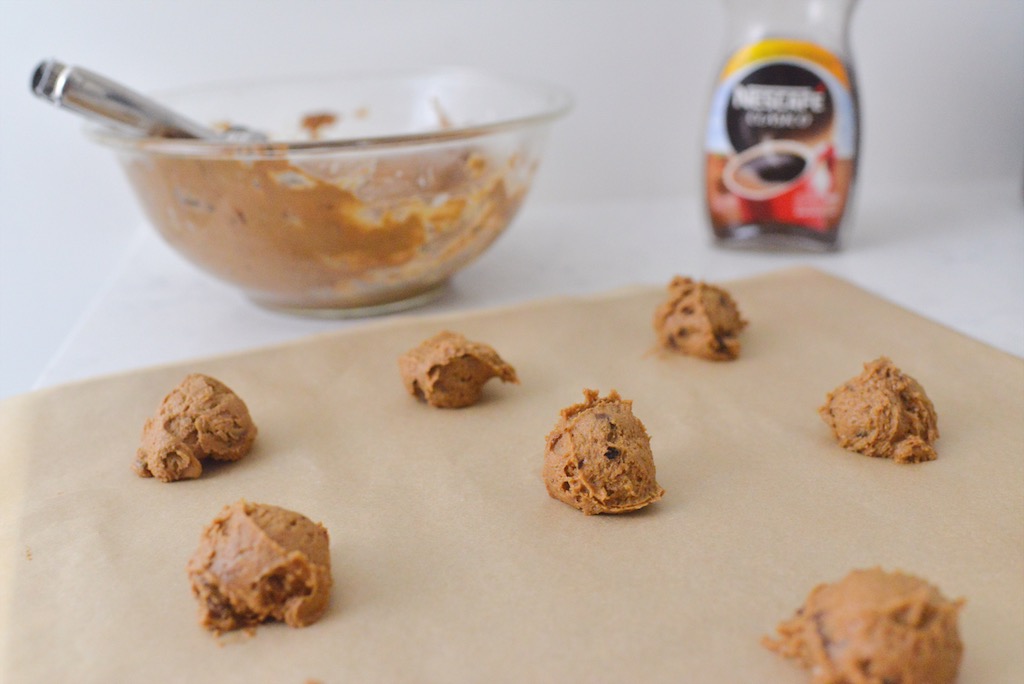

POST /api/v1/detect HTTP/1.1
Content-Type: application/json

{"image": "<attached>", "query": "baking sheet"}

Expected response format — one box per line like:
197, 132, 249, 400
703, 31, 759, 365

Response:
1, 266, 1022, 683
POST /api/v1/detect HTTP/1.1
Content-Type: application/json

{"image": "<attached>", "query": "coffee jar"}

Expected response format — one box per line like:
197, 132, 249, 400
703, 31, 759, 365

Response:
704, 0, 860, 250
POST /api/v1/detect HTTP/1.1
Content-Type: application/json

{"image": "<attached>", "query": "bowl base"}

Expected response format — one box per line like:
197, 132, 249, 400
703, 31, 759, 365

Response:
249, 281, 448, 319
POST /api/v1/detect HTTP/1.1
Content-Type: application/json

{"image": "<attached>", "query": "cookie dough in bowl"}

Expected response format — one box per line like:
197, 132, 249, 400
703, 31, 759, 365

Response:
398, 330, 518, 408
653, 276, 747, 360
764, 567, 964, 684
819, 357, 939, 463
187, 500, 333, 634
133, 373, 257, 482
87, 69, 571, 315
543, 389, 665, 515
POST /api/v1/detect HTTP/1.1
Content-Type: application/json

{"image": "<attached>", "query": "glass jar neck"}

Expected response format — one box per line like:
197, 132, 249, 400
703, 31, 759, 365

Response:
722, 0, 857, 54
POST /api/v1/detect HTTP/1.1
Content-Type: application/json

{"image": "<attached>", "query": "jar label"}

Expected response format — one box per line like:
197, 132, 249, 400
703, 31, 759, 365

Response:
705, 39, 857, 233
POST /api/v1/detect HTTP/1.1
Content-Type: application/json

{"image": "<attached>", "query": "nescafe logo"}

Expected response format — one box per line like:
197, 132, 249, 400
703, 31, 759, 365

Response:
727, 63, 833, 152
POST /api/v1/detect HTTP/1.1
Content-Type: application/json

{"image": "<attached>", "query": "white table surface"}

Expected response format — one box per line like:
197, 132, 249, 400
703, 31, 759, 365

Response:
31, 178, 1024, 393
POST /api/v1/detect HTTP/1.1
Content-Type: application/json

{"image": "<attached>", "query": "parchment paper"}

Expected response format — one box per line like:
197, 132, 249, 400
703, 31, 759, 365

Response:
2, 267, 1022, 683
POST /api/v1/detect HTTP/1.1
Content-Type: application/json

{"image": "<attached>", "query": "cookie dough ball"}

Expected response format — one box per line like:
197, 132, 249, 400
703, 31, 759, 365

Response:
819, 357, 939, 464
133, 373, 257, 482
653, 276, 747, 361
543, 389, 665, 515
398, 330, 518, 408
187, 500, 332, 633
764, 567, 964, 684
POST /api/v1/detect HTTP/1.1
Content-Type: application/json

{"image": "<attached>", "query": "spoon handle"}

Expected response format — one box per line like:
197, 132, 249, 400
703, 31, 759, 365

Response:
31, 60, 218, 140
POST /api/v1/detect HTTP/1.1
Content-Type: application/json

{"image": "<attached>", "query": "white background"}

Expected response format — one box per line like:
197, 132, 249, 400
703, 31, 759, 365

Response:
1, 0, 1022, 399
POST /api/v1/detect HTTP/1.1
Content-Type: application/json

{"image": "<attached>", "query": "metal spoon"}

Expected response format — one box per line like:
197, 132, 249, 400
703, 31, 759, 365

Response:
31, 59, 266, 142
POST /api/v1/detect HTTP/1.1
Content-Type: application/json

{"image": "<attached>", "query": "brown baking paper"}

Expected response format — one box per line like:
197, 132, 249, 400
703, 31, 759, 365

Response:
1, 267, 1022, 683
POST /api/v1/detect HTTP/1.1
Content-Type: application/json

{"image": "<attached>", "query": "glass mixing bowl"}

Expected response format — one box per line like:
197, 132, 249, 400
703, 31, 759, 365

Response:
88, 68, 571, 316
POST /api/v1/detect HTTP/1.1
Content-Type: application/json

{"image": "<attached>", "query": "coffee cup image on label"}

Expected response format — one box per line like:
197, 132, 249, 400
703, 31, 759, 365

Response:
721, 139, 816, 201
